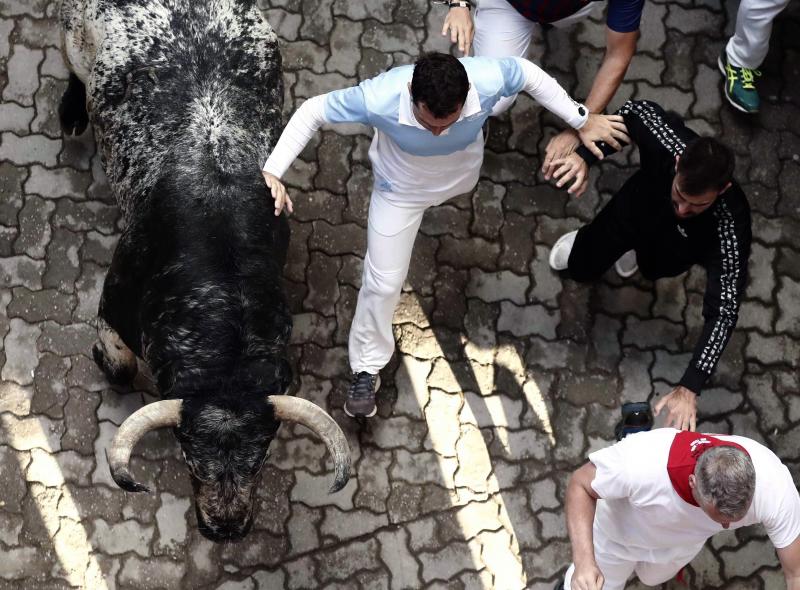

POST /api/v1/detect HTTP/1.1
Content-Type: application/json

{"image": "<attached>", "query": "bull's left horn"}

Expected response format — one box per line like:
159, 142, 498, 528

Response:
107, 399, 182, 493
268, 396, 351, 493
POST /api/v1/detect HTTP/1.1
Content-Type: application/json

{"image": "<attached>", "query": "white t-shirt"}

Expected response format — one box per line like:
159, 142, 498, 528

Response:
589, 428, 800, 564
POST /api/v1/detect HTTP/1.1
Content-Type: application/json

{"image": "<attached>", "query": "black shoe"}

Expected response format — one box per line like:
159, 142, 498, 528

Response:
344, 372, 380, 418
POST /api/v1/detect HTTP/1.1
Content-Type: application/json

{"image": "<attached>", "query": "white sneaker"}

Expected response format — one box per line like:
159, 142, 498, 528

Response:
549, 230, 578, 271
614, 249, 638, 278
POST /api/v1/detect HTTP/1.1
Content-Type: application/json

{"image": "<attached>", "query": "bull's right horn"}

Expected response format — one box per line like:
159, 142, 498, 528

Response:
268, 396, 351, 493
107, 399, 182, 492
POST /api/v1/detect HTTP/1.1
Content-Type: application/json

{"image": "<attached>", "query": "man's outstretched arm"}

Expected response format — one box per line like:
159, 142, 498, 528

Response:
262, 87, 369, 214
544, 28, 638, 166
566, 462, 605, 590
778, 535, 800, 589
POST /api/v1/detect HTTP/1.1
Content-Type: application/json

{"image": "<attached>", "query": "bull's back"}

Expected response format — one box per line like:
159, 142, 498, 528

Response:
60, 0, 283, 220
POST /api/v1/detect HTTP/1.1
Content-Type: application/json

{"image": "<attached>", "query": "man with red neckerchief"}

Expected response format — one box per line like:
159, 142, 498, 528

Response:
559, 428, 800, 590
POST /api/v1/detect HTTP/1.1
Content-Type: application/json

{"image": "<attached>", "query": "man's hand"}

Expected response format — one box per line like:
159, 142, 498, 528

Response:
654, 385, 698, 431
576, 114, 629, 160
548, 153, 590, 197
441, 7, 474, 55
262, 171, 293, 216
571, 562, 605, 590
542, 129, 580, 179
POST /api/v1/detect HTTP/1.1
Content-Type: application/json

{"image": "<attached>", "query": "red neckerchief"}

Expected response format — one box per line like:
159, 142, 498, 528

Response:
667, 431, 750, 506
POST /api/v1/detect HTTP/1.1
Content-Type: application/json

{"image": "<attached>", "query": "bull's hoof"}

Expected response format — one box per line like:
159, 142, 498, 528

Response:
92, 342, 137, 386
59, 72, 89, 137
58, 100, 89, 137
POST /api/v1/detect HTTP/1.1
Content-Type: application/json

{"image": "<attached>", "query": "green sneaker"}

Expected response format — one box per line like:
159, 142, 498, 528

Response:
718, 50, 761, 113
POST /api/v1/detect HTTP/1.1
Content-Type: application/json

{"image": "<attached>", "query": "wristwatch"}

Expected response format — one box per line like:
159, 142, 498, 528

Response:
433, 0, 472, 8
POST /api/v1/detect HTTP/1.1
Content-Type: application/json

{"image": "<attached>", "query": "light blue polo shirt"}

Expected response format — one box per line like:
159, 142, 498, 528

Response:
322, 57, 527, 157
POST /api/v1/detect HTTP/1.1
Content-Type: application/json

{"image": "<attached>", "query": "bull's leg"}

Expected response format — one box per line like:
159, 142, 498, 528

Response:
59, 72, 89, 136
93, 317, 138, 385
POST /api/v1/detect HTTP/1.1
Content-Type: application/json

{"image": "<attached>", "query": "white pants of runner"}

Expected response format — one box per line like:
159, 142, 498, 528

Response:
473, 0, 602, 114
348, 190, 448, 375
563, 551, 693, 590
725, 0, 791, 69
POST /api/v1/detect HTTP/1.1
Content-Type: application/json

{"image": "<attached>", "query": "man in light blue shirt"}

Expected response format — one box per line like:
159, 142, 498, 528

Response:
262, 52, 627, 418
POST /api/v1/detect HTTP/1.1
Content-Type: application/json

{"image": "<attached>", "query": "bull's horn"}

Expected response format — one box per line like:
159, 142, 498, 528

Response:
107, 399, 182, 493
268, 396, 351, 493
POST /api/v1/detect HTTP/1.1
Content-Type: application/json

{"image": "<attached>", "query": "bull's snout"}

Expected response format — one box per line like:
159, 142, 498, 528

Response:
195, 503, 254, 542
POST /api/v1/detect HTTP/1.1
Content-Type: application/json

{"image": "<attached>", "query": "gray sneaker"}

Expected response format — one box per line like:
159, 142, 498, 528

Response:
344, 372, 381, 418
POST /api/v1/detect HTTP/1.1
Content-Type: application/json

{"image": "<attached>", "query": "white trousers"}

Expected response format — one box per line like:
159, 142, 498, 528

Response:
726, 0, 791, 69
564, 553, 692, 590
473, 0, 602, 114
348, 190, 440, 375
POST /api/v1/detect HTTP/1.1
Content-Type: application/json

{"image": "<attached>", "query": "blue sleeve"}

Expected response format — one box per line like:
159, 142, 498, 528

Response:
606, 0, 645, 33
323, 86, 370, 125
497, 57, 526, 98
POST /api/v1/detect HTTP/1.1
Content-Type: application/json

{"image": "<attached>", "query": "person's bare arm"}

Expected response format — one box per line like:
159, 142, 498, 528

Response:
778, 535, 800, 589
566, 462, 605, 590
584, 28, 638, 113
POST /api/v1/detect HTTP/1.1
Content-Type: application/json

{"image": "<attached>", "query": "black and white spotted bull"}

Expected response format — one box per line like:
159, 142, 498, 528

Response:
59, 0, 350, 542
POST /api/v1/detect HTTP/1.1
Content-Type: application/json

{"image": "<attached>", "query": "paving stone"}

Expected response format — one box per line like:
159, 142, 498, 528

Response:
0, 445, 28, 511
361, 20, 421, 54
60, 387, 100, 454
315, 537, 382, 583
118, 555, 185, 589
438, 236, 500, 270
418, 540, 481, 583
0, 132, 63, 169
431, 266, 469, 329
320, 506, 388, 541
471, 181, 505, 239
622, 316, 684, 352
377, 527, 420, 590
294, 70, 354, 99
497, 301, 560, 339
0, 102, 34, 133
9, 286, 74, 323
2, 44, 43, 105
42, 227, 83, 292
326, 19, 363, 77
220, 530, 289, 568
420, 204, 471, 238
12, 195, 52, 259
290, 469, 356, 510
282, 40, 328, 74
746, 332, 800, 366
478, 528, 526, 590
303, 251, 340, 315
386, 482, 456, 524
466, 269, 528, 306
264, 8, 301, 41
27, 166, 93, 201
408, 239, 440, 299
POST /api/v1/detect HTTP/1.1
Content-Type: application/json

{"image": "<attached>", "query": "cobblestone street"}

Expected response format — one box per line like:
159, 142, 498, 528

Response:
1, 0, 800, 588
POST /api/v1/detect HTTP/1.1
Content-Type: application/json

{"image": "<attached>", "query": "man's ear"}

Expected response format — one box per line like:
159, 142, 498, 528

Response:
688, 474, 696, 490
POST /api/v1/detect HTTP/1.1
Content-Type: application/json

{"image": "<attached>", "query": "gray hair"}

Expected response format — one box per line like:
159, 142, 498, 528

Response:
694, 446, 756, 519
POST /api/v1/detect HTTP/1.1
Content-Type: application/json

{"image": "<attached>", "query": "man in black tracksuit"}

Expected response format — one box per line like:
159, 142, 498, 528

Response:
546, 100, 751, 431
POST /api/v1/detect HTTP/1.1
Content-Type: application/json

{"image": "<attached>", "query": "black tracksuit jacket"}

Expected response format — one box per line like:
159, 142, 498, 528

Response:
573, 100, 752, 394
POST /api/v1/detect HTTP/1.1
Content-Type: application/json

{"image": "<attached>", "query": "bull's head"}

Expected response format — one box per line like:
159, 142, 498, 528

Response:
106, 396, 349, 542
